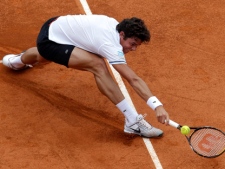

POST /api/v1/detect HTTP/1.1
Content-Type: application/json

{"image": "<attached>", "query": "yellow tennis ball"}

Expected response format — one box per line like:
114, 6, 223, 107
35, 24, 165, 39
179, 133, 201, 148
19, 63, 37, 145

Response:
180, 125, 190, 135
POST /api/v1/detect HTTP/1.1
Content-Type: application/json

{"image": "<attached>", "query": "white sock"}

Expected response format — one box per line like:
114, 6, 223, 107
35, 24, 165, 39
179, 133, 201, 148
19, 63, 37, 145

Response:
11, 53, 25, 68
116, 99, 138, 125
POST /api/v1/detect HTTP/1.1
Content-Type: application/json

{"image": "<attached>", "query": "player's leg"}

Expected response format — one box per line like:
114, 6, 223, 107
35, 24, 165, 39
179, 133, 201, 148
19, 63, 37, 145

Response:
2, 47, 49, 70
68, 47, 139, 125
21, 47, 50, 65
68, 47, 139, 123
68, 47, 124, 105
68, 47, 163, 137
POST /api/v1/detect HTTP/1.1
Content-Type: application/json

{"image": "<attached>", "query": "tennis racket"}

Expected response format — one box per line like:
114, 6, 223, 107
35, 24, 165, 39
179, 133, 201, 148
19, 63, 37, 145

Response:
168, 120, 225, 158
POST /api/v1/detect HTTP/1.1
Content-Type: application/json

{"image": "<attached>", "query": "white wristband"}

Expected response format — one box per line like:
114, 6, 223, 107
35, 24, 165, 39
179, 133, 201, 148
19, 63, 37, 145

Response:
147, 96, 163, 110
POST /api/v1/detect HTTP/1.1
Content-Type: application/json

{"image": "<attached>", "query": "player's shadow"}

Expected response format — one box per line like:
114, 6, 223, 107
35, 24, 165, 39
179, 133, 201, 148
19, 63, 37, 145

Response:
1, 69, 140, 145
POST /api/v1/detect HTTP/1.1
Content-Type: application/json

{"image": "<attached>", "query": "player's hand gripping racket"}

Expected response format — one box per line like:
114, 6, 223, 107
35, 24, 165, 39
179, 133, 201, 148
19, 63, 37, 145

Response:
168, 120, 225, 158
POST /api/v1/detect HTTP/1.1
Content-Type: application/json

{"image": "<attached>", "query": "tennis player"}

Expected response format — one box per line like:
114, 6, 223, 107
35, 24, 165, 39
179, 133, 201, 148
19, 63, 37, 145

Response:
2, 14, 169, 138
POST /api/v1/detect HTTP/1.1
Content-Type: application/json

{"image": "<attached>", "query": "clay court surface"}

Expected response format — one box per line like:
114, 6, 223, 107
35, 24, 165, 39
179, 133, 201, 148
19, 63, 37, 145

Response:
0, 0, 225, 168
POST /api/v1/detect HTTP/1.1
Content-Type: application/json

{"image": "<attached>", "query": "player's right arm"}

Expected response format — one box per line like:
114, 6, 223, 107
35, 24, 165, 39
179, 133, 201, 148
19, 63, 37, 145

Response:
113, 64, 152, 101
112, 64, 169, 124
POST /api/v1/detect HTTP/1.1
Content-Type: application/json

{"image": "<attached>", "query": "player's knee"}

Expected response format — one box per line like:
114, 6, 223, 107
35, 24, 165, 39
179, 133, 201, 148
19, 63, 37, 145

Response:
26, 47, 38, 54
93, 59, 109, 75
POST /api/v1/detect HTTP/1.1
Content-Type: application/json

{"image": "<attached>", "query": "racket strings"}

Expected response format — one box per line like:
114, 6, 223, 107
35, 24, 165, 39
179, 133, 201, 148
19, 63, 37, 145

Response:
190, 128, 225, 157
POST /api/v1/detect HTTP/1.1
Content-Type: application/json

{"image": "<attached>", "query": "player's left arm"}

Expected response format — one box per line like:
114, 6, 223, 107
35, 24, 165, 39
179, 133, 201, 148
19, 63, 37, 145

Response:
112, 64, 169, 124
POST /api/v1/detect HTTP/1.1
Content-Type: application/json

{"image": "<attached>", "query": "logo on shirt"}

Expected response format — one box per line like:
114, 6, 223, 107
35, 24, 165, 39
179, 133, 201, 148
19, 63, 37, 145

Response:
117, 51, 124, 57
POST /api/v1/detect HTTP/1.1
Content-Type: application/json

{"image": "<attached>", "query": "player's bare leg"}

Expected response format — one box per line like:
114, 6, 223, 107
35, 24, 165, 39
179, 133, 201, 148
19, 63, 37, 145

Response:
68, 47, 164, 137
68, 47, 125, 105
21, 47, 50, 65
2, 47, 50, 70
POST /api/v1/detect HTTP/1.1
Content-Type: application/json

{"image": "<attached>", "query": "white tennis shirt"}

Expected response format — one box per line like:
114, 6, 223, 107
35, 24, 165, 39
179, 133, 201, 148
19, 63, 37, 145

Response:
49, 15, 126, 64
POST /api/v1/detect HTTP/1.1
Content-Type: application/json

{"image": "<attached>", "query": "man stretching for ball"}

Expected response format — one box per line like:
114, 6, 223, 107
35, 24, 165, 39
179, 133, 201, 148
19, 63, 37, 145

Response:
2, 14, 170, 138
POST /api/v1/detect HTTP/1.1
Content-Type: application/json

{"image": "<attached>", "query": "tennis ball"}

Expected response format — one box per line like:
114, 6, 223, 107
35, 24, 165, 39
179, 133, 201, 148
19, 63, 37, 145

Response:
180, 126, 190, 135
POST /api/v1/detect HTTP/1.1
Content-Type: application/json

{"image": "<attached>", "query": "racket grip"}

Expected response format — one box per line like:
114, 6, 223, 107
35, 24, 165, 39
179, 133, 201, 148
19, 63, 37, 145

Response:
168, 120, 181, 129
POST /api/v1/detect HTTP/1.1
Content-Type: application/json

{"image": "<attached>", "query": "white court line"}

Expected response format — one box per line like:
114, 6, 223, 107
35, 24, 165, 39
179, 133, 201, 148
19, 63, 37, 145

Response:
79, 0, 163, 169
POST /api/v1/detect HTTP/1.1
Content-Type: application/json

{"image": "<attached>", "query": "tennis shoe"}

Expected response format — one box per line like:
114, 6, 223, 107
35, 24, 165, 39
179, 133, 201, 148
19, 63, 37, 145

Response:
124, 114, 163, 138
2, 53, 31, 70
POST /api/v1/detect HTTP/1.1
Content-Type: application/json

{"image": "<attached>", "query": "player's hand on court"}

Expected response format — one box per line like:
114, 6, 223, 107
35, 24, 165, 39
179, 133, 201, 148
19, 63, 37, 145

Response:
155, 106, 169, 125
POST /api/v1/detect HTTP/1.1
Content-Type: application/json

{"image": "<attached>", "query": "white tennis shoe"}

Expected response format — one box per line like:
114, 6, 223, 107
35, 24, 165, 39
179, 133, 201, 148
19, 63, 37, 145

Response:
124, 114, 163, 138
2, 53, 31, 70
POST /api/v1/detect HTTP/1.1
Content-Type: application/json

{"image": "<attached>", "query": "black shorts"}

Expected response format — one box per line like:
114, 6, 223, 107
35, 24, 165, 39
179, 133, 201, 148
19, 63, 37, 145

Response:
36, 17, 75, 67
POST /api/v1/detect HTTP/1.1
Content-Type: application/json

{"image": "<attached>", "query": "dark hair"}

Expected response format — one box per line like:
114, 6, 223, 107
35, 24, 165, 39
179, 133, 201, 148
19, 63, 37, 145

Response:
116, 17, 150, 42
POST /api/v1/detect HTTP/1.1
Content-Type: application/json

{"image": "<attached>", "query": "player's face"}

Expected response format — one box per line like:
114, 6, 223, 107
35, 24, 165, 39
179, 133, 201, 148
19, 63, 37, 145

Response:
119, 32, 142, 54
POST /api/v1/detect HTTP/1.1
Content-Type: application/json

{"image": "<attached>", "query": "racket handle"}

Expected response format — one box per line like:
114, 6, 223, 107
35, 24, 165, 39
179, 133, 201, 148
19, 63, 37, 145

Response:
168, 120, 181, 129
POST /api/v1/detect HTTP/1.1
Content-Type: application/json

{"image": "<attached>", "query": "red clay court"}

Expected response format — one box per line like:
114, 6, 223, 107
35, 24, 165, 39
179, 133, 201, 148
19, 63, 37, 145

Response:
0, 0, 224, 168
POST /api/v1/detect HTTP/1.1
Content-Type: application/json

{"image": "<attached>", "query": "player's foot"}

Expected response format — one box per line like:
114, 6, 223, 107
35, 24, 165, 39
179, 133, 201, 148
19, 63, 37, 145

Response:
2, 53, 31, 70
124, 114, 163, 138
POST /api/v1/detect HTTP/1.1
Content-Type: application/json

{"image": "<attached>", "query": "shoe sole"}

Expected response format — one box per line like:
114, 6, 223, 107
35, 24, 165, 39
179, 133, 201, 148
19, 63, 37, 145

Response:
124, 128, 163, 138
